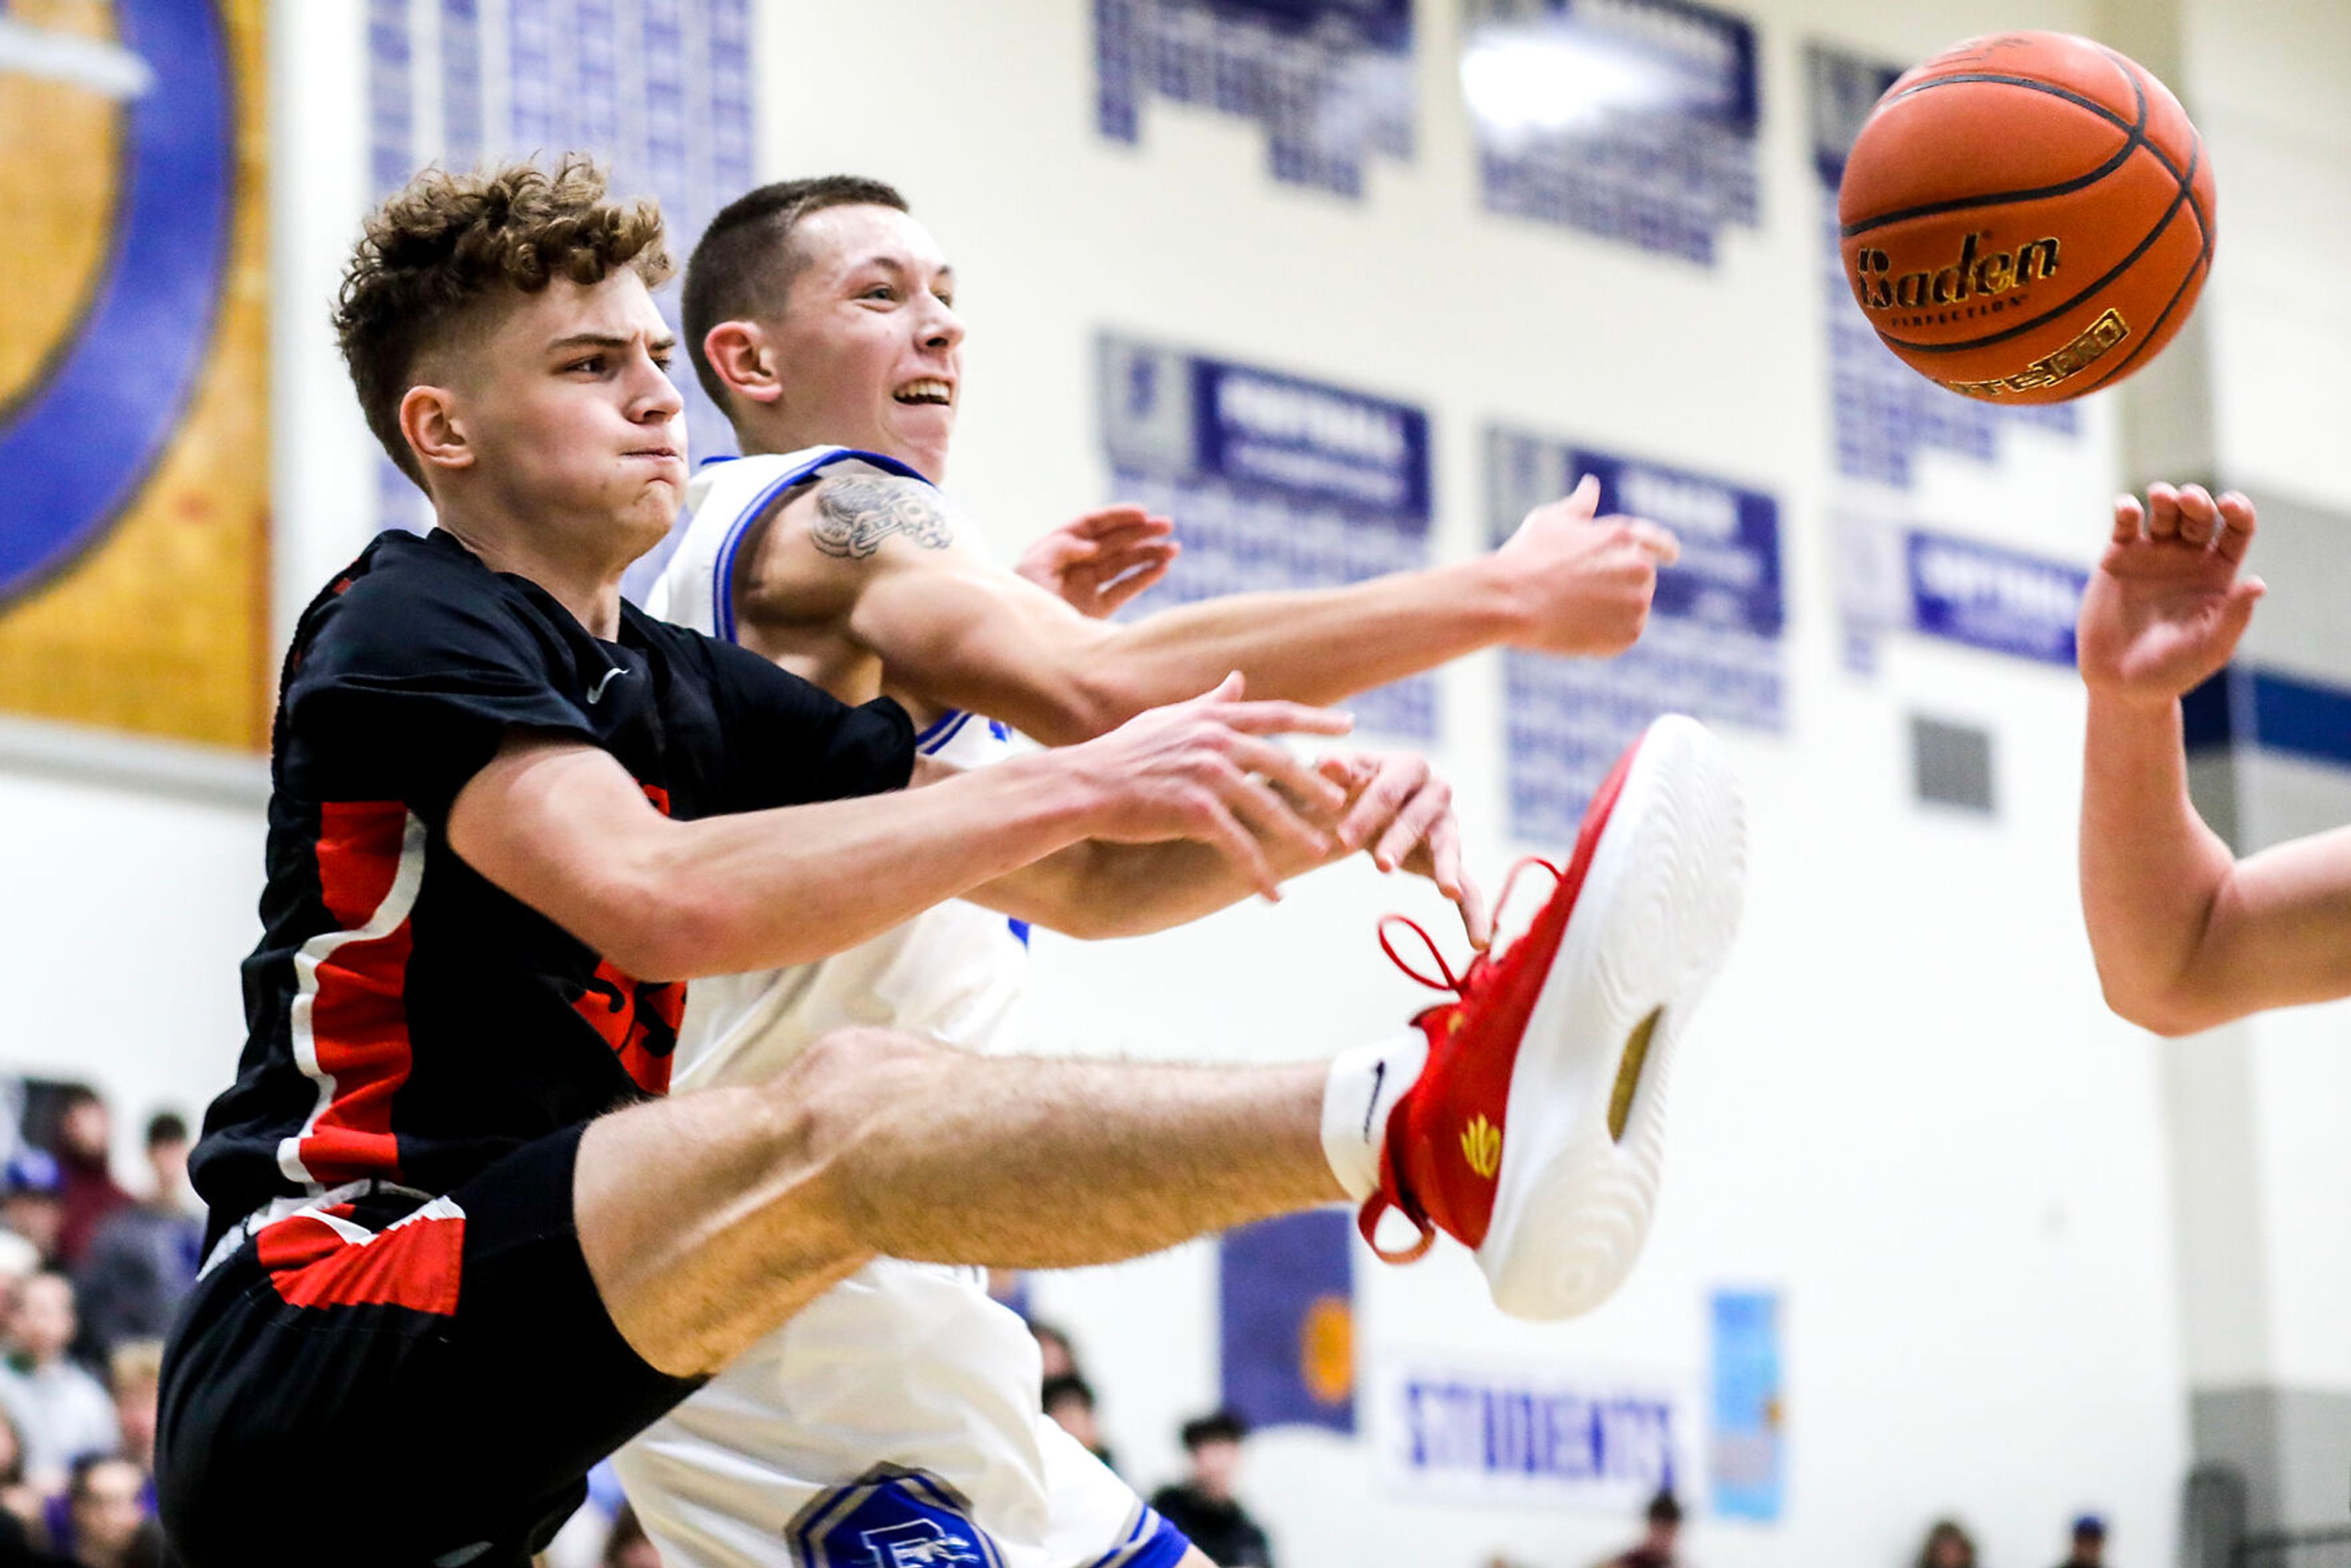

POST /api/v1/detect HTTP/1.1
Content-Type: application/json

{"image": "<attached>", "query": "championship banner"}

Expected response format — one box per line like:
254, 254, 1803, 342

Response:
0, 0, 270, 749
1099, 332, 1438, 739
1490, 429, 1782, 844
1463, 0, 1761, 264
1219, 1209, 1355, 1435
1096, 0, 1413, 198
1369, 1347, 1695, 1514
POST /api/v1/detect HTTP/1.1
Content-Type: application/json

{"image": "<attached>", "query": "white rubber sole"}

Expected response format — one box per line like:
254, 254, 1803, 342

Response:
1475, 714, 1747, 1321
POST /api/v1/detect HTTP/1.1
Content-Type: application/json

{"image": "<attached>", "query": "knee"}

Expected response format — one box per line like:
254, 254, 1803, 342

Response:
765, 1026, 949, 1165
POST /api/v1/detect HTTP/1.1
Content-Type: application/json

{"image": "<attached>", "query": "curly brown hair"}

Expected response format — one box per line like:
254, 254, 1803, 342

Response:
336, 156, 673, 486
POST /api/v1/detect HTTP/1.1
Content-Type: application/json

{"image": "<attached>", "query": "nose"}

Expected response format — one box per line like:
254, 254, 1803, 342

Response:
919, 295, 965, 354
632, 348, 685, 424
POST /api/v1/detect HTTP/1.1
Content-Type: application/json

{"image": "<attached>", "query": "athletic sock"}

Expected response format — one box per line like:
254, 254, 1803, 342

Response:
1319, 1029, 1429, 1203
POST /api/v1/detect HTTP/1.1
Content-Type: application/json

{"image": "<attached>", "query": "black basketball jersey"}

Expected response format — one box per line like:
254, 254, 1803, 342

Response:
190, 528, 914, 1244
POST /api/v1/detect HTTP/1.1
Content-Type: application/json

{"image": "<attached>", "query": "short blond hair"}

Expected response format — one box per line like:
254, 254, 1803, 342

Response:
108, 1338, 163, 1394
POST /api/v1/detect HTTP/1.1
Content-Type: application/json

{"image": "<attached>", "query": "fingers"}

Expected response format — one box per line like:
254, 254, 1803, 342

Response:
1371, 770, 1452, 874
1452, 860, 1493, 951
1093, 552, 1177, 615
1565, 473, 1600, 520
1193, 794, 1282, 901
1334, 754, 1426, 852
2176, 484, 2219, 545
2215, 490, 2259, 564
1621, 519, 1681, 566
2145, 481, 2181, 539
2112, 493, 2145, 544
1068, 505, 1155, 540
1213, 763, 1337, 867
1223, 733, 1348, 816
1215, 698, 1355, 738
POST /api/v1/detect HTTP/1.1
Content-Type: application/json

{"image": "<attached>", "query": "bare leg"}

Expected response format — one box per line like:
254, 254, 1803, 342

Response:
576, 1026, 1344, 1376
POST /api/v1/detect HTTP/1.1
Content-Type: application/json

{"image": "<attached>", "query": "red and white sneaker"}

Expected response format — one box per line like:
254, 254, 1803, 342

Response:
1357, 714, 1745, 1319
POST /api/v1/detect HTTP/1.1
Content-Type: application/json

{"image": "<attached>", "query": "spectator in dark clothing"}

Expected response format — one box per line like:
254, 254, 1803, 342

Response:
0, 1157, 62, 1274
45, 1093, 129, 1274
70, 1119, 199, 1363
1149, 1411, 1272, 1567
1604, 1490, 1685, 1568
1042, 1373, 1116, 1475
2054, 1515, 2106, 1568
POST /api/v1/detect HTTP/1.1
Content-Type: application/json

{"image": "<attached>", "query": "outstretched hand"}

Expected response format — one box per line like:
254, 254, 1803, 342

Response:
1494, 475, 1681, 659
1316, 751, 1491, 950
1015, 505, 1179, 619
1060, 672, 1354, 899
2078, 483, 2265, 704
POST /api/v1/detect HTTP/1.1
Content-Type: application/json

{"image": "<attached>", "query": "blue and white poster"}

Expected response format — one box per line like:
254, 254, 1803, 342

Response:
1096, 0, 1413, 198
1371, 1349, 1694, 1514
367, 0, 756, 541
1805, 42, 2076, 487
1709, 1289, 1783, 1522
1490, 429, 1783, 846
1100, 333, 1438, 738
1220, 1210, 1355, 1435
1463, 0, 1761, 264
1838, 513, 2087, 670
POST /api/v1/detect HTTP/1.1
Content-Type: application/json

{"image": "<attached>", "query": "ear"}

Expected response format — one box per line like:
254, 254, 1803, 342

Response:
399, 383, 474, 478
702, 320, 782, 407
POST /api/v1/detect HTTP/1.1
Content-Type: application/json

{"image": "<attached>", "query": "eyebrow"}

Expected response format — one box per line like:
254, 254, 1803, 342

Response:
847, 256, 955, 282
546, 331, 679, 354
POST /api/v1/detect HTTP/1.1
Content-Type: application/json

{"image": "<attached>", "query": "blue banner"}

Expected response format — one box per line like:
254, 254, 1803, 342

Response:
1709, 1289, 1783, 1521
1905, 530, 2087, 667
1101, 334, 1438, 738
1490, 430, 1783, 845
1219, 1210, 1355, 1435
1096, 0, 1413, 197
1465, 0, 1761, 264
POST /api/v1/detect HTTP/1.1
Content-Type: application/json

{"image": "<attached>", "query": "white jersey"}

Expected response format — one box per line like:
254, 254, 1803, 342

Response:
621, 450, 1186, 1568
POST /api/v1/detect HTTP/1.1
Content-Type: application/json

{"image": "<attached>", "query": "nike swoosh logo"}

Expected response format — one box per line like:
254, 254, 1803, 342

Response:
1363, 1059, 1386, 1141
586, 666, 628, 704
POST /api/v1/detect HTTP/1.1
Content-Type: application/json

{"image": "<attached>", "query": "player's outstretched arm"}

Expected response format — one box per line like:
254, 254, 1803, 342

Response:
974, 746, 1491, 948
2081, 484, 2351, 1033
757, 475, 1678, 746
444, 676, 1351, 981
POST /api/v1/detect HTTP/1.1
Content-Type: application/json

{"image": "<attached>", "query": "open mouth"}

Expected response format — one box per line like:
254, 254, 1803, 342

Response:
893, 378, 954, 407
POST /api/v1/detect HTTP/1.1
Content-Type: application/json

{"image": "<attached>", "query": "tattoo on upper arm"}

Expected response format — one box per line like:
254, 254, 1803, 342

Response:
810, 476, 953, 559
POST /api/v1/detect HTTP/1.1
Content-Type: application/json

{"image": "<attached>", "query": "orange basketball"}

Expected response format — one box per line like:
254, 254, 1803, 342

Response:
1837, 31, 2216, 405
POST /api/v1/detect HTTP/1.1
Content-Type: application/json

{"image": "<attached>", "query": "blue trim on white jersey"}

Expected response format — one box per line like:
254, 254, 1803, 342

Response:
1081, 1505, 1190, 1568
709, 448, 929, 646
917, 709, 977, 755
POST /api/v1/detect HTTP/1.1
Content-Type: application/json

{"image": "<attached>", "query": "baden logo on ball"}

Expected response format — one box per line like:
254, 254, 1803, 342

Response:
1836, 30, 2216, 405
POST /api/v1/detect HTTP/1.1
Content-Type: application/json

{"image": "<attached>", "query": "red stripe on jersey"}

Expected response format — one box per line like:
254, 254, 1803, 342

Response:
297, 801, 419, 1185
566, 780, 685, 1095
255, 1207, 463, 1316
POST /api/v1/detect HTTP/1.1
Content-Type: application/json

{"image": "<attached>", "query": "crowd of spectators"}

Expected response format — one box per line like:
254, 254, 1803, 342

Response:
0, 1085, 195, 1567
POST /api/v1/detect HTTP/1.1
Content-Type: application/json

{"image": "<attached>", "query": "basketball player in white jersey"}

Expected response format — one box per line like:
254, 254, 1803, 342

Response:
617, 177, 1730, 1568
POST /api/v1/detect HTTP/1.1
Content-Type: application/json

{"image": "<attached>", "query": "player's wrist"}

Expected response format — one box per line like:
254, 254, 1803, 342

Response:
1002, 748, 1125, 842
1445, 555, 1537, 647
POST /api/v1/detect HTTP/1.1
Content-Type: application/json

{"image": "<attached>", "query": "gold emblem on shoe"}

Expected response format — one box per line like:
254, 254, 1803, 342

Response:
1609, 1008, 1663, 1143
1461, 1114, 1502, 1180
